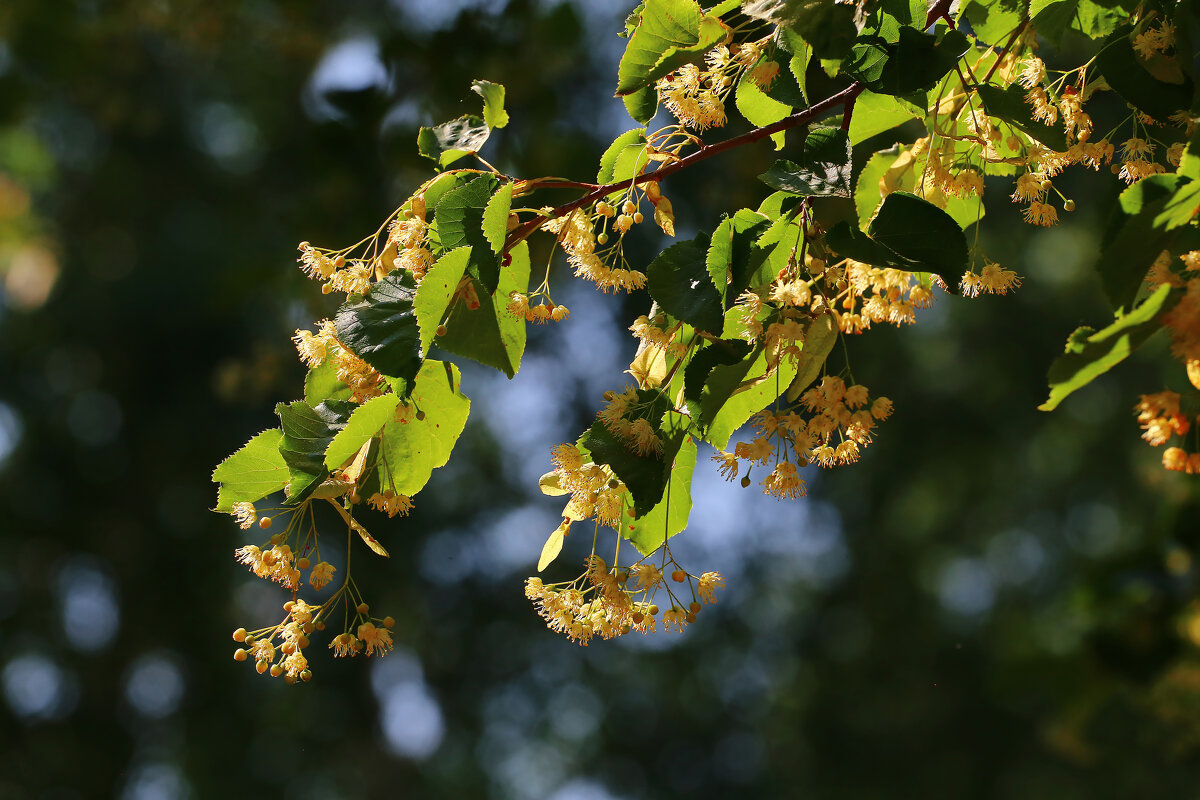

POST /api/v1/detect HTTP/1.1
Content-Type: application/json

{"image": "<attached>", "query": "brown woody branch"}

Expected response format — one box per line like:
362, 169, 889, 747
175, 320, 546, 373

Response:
501, 82, 865, 254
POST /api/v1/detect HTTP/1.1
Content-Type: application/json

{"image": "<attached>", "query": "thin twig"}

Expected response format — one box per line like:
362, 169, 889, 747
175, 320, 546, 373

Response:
502, 82, 866, 254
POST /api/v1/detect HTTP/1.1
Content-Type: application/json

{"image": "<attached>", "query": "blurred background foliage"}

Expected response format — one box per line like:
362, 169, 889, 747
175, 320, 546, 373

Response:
1, 1, 1200, 798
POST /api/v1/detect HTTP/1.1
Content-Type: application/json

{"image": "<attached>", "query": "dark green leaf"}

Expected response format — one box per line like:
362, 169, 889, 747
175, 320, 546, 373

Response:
846, 28, 970, 96
581, 421, 670, 516
276, 400, 354, 503
869, 191, 969, 276
706, 209, 772, 305
758, 127, 852, 197
624, 86, 660, 124
684, 339, 753, 407
434, 241, 530, 377
975, 83, 1068, 152
1096, 175, 1200, 311
1096, 25, 1192, 122
1040, 284, 1179, 410
647, 232, 725, 335
741, 0, 857, 60
434, 174, 502, 291
334, 271, 423, 384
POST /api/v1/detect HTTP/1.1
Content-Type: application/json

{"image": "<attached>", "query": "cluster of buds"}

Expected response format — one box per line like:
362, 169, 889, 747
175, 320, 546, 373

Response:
526, 554, 724, 645
506, 291, 570, 323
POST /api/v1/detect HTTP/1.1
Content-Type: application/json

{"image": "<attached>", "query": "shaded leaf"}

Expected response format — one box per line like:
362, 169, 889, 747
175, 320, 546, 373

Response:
647, 232, 725, 335
758, 127, 852, 197
277, 400, 355, 504
434, 174, 502, 291
1040, 284, 1179, 410
616, 0, 730, 96
622, 435, 697, 554
334, 271, 423, 384
434, 240, 530, 377
1096, 25, 1192, 121
975, 83, 1068, 152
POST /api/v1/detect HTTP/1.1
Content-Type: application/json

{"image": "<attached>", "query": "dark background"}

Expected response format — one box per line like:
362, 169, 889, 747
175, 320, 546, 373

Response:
1, 1, 1199, 798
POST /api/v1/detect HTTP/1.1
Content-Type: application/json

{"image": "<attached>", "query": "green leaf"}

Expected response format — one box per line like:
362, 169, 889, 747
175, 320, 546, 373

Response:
828, 191, 968, 277
975, 83, 1068, 152
847, 90, 923, 144
303, 360, 353, 407
684, 338, 753, 408
615, 0, 730, 96
482, 182, 513, 255
324, 394, 400, 470
434, 174, 502, 291
779, 27, 811, 103
846, 28, 970, 96
758, 127, 852, 198
868, 191, 969, 276
1096, 25, 1193, 122
598, 129, 648, 183
705, 347, 798, 450
334, 271, 423, 384
471, 79, 509, 129
276, 400, 355, 504
580, 420, 672, 516
212, 429, 290, 512
1029, 0, 1078, 44
706, 209, 772, 306
435, 240, 531, 377
377, 360, 471, 496
741, 0, 856, 60
414, 246, 471, 356
624, 86, 660, 124
1040, 284, 1179, 411
621, 435, 697, 554
959, 0, 1024, 45
854, 148, 894, 226
734, 70, 790, 149
417, 116, 491, 169
646, 232, 725, 335
785, 313, 838, 401
1096, 175, 1200, 312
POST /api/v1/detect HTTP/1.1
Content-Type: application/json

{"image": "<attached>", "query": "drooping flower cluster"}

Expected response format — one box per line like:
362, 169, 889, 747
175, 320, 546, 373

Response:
713, 376, 892, 498
526, 552, 723, 645
655, 39, 777, 132
542, 209, 647, 293
597, 386, 664, 456
227, 498, 397, 682
293, 319, 384, 403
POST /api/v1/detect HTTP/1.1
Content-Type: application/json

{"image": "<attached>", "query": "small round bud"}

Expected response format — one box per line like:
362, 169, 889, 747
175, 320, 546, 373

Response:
285, 674, 297, 685
281, 641, 296, 655
623, 200, 636, 214
604, 390, 615, 401
244, 635, 256, 645
672, 569, 686, 582
270, 664, 284, 678
315, 621, 325, 631
357, 603, 370, 615
297, 557, 310, 570
234, 649, 248, 662
689, 601, 702, 614
333, 256, 346, 268
416, 410, 426, 421
321, 283, 333, 294
300, 669, 312, 682
436, 324, 447, 337
283, 600, 294, 612
1063, 199, 1076, 212
259, 517, 272, 529
620, 623, 632, 635
233, 628, 247, 642
349, 492, 360, 504
649, 604, 660, 615
685, 613, 697, 624
383, 616, 395, 629
740, 475, 752, 488
270, 534, 283, 545
297, 635, 310, 649
632, 612, 644, 624
597, 232, 609, 245
633, 212, 643, 224
255, 660, 268, 674
502, 253, 512, 266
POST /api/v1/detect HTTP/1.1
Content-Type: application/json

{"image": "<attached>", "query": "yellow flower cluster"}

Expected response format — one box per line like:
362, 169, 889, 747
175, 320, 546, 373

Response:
629, 314, 687, 360
715, 376, 892, 497
506, 291, 570, 323
526, 554, 723, 645
542, 210, 646, 293
367, 490, 414, 518
549, 443, 631, 528
597, 387, 663, 456
293, 319, 384, 402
